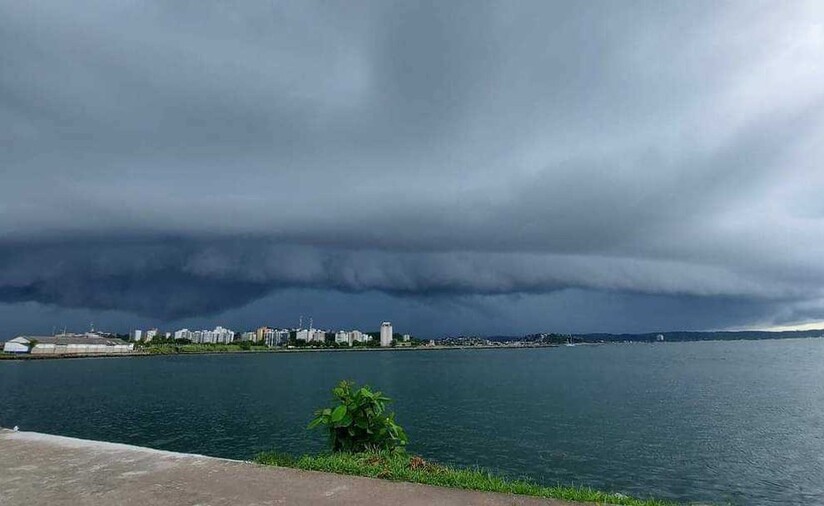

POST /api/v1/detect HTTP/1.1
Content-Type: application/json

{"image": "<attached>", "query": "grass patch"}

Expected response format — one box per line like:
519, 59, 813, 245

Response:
254, 450, 676, 506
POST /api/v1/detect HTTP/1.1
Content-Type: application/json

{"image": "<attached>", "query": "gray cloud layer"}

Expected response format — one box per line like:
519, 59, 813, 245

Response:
2, 1, 824, 334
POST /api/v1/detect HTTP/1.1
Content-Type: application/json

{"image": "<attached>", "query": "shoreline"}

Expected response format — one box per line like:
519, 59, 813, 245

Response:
3, 335, 821, 361
3, 335, 823, 361
0, 343, 567, 361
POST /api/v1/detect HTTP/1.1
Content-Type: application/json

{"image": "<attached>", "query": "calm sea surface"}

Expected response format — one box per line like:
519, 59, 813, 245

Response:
2, 339, 823, 505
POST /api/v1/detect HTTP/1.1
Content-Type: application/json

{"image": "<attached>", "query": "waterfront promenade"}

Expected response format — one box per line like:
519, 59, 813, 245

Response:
0, 430, 580, 506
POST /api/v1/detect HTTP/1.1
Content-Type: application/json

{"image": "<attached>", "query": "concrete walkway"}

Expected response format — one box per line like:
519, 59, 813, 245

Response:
0, 430, 585, 505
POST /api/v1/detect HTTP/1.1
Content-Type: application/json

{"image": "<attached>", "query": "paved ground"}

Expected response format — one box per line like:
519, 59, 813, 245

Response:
0, 430, 584, 505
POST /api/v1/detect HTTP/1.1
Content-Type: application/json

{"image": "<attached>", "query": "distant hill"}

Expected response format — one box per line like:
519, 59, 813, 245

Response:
448, 329, 824, 343
574, 329, 824, 343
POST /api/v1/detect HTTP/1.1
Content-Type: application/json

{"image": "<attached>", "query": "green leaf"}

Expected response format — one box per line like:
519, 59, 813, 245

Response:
330, 404, 347, 423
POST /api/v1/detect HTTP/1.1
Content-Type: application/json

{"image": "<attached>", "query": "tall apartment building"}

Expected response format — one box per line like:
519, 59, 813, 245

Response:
255, 326, 272, 343
296, 324, 327, 343
335, 331, 351, 346
174, 326, 235, 344
380, 322, 393, 347
264, 329, 289, 347
211, 326, 235, 344
335, 329, 371, 345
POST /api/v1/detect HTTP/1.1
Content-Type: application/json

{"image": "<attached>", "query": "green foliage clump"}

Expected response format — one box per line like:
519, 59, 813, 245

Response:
309, 380, 408, 452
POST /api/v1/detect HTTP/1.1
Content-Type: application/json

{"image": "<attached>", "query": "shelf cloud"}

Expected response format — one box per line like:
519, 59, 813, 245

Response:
2, 0, 824, 335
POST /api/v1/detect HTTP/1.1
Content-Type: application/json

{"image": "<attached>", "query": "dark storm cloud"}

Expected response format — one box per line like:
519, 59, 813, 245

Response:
2, 0, 824, 332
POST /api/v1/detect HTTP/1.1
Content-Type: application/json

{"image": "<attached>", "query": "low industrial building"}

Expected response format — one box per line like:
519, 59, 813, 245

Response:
2, 335, 135, 355
2, 337, 30, 353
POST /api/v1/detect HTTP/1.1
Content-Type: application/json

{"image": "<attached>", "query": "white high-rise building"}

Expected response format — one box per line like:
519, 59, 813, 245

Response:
350, 330, 365, 343
179, 326, 235, 344
133, 330, 143, 341
335, 331, 351, 345
296, 322, 326, 343
145, 329, 158, 342
380, 322, 393, 347
213, 326, 235, 344
265, 329, 289, 347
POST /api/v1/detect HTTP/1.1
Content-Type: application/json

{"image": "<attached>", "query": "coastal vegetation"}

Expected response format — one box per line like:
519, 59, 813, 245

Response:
254, 450, 674, 506
136, 342, 268, 354
256, 381, 674, 506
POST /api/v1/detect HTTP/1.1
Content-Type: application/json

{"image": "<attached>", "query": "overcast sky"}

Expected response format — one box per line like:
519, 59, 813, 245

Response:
2, 1, 824, 338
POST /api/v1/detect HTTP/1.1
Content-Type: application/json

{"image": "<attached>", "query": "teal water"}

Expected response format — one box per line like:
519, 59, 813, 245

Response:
2, 339, 823, 505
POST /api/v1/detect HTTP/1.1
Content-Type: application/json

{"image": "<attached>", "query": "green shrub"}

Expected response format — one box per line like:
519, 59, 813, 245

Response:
309, 380, 408, 452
